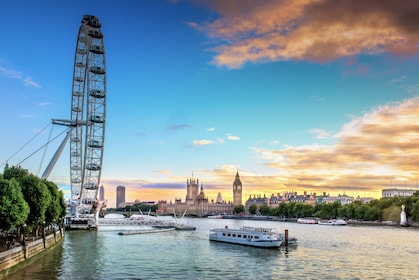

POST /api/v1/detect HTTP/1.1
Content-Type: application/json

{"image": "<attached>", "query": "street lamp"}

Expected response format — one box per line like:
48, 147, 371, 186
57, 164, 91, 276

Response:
22, 223, 27, 246
42, 221, 46, 248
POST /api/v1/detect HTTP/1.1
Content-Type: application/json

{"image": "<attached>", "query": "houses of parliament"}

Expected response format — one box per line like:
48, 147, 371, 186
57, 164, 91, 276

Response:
158, 171, 243, 215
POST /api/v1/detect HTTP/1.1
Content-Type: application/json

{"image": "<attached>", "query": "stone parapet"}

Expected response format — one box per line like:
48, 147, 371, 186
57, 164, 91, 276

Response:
0, 229, 64, 277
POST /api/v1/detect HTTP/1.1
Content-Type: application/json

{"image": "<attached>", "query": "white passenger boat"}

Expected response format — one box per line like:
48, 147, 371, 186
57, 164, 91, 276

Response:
209, 226, 282, 248
318, 219, 347, 226
297, 218, 318, 224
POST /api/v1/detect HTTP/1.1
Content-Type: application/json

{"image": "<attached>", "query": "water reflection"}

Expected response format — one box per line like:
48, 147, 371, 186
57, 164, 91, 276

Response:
5, 219, 419, 279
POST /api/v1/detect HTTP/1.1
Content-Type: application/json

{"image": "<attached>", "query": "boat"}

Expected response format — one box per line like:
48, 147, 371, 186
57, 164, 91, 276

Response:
318, 219, 347, 226
297, 217, 318, 224
118, 228, 175, 235
209, 226, 282, 248
174, 224, 196, 231
208, 214, 223, 219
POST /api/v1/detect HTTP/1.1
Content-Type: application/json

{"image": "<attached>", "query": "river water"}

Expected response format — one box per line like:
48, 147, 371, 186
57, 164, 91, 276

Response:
6, 218, 419, 279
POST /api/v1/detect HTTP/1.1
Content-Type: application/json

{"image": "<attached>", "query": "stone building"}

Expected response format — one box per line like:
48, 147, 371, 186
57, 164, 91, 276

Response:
382, 188, 417, 198
158, 173, 243, 215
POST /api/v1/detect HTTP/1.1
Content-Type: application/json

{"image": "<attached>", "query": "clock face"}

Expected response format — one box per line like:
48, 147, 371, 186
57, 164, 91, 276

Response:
237, 185, 241, 190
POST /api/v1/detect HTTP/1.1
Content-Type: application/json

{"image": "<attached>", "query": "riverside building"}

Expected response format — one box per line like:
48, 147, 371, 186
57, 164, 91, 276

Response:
158, 172, 243, 215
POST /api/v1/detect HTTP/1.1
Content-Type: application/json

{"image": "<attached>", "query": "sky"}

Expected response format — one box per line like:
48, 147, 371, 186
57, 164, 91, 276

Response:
2, 0, 419, 208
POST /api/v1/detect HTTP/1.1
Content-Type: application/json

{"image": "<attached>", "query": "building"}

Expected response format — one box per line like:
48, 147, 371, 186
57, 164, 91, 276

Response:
233, 171, 243, 206
382, 188, 417, 198
158, 174, 237, 215
317, 194, 354, 205
99, 185, 105, 201
245, 194, 269, 214
116, 185, 126, 208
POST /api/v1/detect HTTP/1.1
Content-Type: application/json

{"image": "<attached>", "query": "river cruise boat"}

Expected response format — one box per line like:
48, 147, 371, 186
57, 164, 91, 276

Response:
209, 226, 282, 248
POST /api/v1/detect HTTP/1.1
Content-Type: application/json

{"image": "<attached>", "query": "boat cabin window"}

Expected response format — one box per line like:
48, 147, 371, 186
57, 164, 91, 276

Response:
237, 235, 241, 238
227, 233, 231, 237
254, 236, 259, 239
232, 234, 236, 237
243, 235, 247, 238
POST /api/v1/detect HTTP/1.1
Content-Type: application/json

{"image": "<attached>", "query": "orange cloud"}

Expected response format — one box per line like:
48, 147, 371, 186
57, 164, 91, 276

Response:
193, 0, 419, 68
252, 97, 419, 196
99, 98, 419, 206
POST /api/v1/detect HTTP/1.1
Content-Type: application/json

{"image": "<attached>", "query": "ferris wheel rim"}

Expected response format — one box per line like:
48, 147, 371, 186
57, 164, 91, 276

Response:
69, 14, 106, 219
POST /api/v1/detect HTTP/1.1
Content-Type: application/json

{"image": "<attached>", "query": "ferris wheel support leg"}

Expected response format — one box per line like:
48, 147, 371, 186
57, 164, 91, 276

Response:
41, 127, 74, 180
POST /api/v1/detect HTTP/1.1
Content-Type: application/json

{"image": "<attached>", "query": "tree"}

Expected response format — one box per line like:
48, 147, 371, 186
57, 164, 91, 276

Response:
0, 178, 29, 231
19, 174, 51, 233
410, 201, 419, 222
248, 204, 258, 215
3, 165, 29, 181
382, 205, 400, 222
44, 180, 66, 226
259, 204, 270, 215
233, 205, 244, 214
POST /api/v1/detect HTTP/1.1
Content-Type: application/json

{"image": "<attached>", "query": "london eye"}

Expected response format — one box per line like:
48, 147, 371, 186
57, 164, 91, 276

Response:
48, 15, 106, 228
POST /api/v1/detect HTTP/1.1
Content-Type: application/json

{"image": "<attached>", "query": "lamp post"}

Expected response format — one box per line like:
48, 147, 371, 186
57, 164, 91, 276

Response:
22, 223, 27, 259
42, 221, 46, 248
22, 223, 27, 245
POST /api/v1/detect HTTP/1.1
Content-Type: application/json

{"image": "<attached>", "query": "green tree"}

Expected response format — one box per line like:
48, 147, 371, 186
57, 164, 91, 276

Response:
19, 174, 52, 233
233, 205, 244, 214
382, 205, 400, 222
259, 204, 270, 215
0, 178, 29, 231
248, 204, 258, 215
3, 165, 29, 181
301, 204, 315, 217
44, 180, 66, 226
410, 201, 419, 222
277, 202, 288, 217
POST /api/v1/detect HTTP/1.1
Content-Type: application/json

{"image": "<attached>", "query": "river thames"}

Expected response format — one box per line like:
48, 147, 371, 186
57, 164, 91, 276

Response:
6, 218, 419, 279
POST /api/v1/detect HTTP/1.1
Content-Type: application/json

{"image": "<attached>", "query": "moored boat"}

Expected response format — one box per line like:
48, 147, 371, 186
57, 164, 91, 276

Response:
208, 214, 223, 219
318, 219, 347, 226
297, 217, 318, 224
209, 226, 282, 248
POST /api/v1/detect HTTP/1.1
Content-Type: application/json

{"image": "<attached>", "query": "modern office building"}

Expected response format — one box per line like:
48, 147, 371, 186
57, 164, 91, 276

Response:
116, 185, 126, 208
99, 185, 105, 201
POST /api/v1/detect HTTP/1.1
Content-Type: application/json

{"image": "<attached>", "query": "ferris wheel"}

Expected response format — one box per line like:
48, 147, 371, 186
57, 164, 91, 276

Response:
59, 15, 106, 224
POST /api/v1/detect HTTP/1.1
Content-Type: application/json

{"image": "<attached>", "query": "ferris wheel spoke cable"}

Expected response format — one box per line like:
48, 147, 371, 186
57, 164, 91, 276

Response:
0, 122, 51, 168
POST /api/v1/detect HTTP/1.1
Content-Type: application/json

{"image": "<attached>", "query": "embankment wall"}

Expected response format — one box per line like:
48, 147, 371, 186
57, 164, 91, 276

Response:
0, 229, 64, 277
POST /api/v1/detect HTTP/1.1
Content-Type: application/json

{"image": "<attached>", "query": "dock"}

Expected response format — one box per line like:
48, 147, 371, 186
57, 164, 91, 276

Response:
118, 228, 175, 235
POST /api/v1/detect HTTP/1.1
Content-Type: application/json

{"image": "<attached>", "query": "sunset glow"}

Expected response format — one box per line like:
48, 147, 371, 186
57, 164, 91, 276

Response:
1, 1, 419, 207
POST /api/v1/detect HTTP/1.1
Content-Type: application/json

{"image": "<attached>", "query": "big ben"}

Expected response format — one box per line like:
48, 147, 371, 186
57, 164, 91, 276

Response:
233, 171, 242, 206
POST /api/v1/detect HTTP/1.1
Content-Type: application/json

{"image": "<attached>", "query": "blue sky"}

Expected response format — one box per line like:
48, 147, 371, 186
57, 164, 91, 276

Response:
2, 0, 419, 207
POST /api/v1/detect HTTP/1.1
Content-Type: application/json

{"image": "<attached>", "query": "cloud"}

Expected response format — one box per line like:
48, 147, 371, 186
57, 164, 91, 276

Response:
155, 169, 172, 175
167, 124, 191, 131
38, 102, 51, 107
252, 96, 419, 195
0, 66, 41, 88
207, 127, 216, 131
227, 134, 240, 141
23, 77, 41, 88
309, 128, 330, 139
193, 0, 419, 68
193, 139, 214, 146
310, 95, 326, 102
269, 140, 280, 145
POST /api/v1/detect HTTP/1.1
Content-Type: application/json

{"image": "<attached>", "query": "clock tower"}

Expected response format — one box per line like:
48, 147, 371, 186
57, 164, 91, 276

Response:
233, 171, 242, 206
